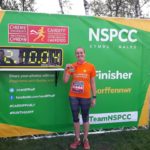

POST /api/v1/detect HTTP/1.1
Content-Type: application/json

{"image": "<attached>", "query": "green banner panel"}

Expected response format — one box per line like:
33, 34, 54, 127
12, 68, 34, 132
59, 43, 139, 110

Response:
0, 10, 150, 137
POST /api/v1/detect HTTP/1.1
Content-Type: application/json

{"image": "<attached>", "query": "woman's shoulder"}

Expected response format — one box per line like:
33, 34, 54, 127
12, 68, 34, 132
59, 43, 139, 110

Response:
85, 61, 95, 67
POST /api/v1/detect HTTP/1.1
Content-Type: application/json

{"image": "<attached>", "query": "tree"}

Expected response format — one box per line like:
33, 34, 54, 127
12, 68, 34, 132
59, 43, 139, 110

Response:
89, 0, 150, 18
90, 0, 108, 16
58, 0, 64, 14
105, 0, 134, 17
0, 0, 35, 11
139, 0, 150, 17
58, 0, 72, 14
19, 0, 35, 11
0, 0, 19, 10
83, 0, 90, 15
0, 0, 2, 8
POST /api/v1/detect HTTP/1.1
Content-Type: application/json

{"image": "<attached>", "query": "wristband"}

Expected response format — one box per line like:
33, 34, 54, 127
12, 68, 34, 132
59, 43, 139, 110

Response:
92, 96, 96, 99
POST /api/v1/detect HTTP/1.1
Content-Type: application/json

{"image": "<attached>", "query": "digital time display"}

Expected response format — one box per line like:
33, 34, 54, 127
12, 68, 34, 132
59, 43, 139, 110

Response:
0, 47, 63, 68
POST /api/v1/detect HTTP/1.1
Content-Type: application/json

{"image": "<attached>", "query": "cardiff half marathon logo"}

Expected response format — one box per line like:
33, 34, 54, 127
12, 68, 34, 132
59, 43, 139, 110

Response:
30, 26, 46, 42
8, 24, 69, 44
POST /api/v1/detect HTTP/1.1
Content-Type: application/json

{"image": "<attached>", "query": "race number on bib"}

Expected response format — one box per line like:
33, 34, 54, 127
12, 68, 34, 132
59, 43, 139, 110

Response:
71, 81, 84, 93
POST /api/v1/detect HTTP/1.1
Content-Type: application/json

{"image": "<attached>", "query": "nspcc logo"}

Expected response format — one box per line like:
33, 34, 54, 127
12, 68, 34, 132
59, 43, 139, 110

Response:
89, 28, 137, 42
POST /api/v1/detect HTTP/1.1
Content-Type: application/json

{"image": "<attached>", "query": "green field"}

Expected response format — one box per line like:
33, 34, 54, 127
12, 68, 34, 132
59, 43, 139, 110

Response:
0, 126, 150, 150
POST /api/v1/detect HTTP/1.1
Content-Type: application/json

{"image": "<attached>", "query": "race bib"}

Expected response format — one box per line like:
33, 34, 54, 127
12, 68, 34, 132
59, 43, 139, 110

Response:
71, 81, 84, 93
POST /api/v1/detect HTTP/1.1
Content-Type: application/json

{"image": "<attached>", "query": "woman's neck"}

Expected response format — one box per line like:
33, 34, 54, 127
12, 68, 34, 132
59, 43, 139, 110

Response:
77, 60, 86, 64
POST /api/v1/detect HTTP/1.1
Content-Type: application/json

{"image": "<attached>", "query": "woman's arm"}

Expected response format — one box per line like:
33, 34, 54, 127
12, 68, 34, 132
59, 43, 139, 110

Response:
90, 77, 96, 107
63, 70, 70, 83
63, 64, 72, 83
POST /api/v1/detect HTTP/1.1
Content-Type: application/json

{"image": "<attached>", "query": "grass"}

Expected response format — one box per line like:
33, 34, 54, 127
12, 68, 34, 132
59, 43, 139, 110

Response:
0, 127, 150, 150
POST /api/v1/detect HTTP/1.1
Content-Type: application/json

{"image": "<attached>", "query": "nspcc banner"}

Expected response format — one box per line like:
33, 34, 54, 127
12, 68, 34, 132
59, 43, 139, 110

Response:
0, 10, 150, 138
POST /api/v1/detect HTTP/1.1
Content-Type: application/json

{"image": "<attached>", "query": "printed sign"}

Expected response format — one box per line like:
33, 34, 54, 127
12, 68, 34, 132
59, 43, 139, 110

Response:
8, 24, 69, 44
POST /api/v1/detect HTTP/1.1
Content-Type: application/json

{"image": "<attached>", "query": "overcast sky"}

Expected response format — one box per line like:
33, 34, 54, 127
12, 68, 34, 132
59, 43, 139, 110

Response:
35, 0, 150, 17
34, 0, 85, 15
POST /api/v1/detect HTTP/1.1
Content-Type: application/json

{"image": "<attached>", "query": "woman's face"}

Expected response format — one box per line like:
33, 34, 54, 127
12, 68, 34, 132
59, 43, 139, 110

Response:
75, 48, 85, 62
